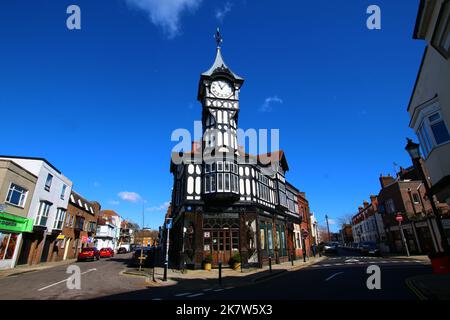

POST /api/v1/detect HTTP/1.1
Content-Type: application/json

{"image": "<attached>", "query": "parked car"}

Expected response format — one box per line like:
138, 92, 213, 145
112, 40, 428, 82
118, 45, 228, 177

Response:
117, 247, 128, 254
323, 242, 338, 253
77, 247, 100, 261
360, 241, 381, 256
99, 247, 114, 258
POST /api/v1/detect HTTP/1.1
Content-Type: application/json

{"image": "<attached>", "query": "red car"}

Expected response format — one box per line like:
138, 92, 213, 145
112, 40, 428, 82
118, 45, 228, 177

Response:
77, 247, 100, 261
99, 247, 114, 258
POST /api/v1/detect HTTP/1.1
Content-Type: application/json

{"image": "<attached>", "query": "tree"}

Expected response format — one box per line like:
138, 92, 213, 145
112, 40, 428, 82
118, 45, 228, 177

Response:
338, 213, 354, 227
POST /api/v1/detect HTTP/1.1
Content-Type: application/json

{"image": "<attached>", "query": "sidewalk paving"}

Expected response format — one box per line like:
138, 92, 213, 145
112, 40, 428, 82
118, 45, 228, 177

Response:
0, 259, 77, 279
124, 255, 326, 288
384, 254, 430, 263
406, 274, 450, 300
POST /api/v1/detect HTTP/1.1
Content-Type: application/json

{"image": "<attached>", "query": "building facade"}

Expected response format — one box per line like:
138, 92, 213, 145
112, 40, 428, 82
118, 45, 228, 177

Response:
351, 196, 389, 253
95, 210, 121, 250
55, 191, 100, 261
0, 160, 37, 269
168, 34, 305, 269
0, 156, 73, 265
408, 0, 450, 204
378, 168, 449, 254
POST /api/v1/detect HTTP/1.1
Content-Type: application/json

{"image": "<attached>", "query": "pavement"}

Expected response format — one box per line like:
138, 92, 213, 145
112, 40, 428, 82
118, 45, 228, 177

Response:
126, 254, 327, 288
0, 258, 77, 279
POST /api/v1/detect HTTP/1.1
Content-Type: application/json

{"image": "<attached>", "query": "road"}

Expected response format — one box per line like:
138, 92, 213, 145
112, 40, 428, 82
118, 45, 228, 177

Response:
0, 253, 145, 300
0, 249, 431, 300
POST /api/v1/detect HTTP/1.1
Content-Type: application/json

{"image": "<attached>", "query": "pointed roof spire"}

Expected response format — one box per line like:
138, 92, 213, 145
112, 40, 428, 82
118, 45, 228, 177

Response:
201, 28, 243, 81
215, 27, 223, 48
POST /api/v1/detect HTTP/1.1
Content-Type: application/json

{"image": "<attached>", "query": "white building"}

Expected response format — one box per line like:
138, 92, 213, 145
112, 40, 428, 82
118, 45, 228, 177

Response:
310, 213, 320, 245
351, 197, 389, 253
408, 0, 450, 205
94, 210, 121, 250
0, 156, 73, 265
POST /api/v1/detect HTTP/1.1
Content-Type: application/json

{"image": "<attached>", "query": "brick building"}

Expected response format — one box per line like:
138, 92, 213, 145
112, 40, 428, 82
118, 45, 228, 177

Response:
297, 192, 312, 257
55, 191, 100, 261
378, 166, 450, 254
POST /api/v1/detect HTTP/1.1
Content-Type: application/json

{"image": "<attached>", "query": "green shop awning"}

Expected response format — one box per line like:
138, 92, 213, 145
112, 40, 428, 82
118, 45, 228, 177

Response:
0, 211, 33, 233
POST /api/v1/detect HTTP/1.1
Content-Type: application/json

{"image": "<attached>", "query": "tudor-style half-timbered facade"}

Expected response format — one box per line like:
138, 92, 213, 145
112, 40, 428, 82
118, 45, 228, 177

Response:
169, 31, 304, 269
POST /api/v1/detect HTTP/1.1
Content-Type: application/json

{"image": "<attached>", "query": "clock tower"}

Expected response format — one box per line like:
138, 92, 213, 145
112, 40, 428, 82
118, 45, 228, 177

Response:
198, 29, 244, 157
197, 29, 244, 201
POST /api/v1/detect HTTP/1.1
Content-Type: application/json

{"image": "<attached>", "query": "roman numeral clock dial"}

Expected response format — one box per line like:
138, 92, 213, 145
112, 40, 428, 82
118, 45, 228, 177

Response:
210, 80, 233, 99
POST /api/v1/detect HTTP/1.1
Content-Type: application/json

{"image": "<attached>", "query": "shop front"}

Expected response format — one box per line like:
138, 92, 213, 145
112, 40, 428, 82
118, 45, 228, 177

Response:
0, 211, 33, 269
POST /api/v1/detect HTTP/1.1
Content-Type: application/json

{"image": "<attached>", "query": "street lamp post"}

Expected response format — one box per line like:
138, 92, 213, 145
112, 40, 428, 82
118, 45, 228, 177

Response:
325, 214, 331, 242
405, 138, 450, 256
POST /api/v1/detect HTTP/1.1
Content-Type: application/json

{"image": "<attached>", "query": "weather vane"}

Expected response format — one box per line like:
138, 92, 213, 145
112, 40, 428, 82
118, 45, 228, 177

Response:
214, 27, 223, 48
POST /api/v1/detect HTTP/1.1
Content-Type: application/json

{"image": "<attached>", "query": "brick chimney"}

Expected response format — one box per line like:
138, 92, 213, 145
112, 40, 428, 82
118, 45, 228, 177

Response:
379, 174, 395, 188
363, 200, 369, 208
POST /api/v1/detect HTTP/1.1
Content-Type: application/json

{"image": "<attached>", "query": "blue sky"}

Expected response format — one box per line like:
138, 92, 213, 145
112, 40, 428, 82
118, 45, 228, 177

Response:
0, 1, 424, 231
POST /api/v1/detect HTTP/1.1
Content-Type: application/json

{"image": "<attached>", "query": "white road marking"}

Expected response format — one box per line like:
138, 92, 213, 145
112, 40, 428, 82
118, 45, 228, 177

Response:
344, 259, 360, 263
175, 292, 192, 297
224, 286, 234, 290
187, 293, 204, 298
37, 268, 97, 292
202, 288, 213, 292
213, 288, 224, 292
152, 298, 162, 300
325, 272, 344, 281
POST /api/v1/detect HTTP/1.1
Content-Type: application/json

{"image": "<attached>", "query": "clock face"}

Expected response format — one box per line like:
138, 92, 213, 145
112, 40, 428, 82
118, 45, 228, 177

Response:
210, 80, 233, 99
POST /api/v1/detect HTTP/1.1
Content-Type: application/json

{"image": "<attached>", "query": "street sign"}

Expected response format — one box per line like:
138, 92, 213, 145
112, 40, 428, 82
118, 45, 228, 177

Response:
166, 218, 173, 229
395, 214, 403, 222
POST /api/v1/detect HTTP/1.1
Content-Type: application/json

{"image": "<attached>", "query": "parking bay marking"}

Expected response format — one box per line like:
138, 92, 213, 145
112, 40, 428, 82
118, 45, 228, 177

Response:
37, 268, 97, 291
325, 272, 344, 282
187, 293, 204, 298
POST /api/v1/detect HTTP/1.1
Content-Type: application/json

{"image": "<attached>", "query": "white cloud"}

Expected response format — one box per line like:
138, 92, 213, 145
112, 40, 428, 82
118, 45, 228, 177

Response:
259, 96, 283, 112
146, 201, 170, 212
108, 200, 120, 205
327, 219, 337, 225
215, 2, 232, 22
126, 0, 203, 38
118, 191, 142, 203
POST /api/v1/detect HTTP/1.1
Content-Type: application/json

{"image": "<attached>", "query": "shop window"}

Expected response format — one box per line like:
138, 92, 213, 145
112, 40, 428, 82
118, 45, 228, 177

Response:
0, 232, 18, 260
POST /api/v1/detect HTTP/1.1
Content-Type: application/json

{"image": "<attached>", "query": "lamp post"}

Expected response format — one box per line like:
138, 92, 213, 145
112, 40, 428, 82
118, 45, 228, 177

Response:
405, 138, 450, 256
325, 214, 331, 242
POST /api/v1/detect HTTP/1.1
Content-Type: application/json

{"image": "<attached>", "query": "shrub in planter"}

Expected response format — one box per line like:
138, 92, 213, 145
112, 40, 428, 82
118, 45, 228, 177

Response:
203, 255, 213, 271
229, 253, 241, 270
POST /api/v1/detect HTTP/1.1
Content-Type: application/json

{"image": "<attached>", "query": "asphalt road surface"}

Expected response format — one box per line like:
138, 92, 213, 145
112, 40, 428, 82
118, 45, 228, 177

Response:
0, 249, 431, 300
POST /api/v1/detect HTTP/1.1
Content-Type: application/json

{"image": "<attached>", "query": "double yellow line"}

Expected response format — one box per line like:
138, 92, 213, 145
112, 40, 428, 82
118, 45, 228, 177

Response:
405, 278, 428, 300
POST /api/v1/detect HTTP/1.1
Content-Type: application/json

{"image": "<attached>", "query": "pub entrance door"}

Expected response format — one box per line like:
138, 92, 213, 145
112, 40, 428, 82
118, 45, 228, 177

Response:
203, 216, 240, 267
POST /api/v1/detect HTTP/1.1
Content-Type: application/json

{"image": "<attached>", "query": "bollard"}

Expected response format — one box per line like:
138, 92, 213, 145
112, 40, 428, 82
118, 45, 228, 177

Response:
303, 252, 306, 263
269, 256, 272, 273
291, 254, 294, 266
218, 261, 222, 285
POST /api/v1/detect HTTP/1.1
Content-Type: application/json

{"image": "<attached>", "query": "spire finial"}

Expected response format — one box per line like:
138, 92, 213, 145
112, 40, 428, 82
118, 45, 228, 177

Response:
214, 27, 223, 48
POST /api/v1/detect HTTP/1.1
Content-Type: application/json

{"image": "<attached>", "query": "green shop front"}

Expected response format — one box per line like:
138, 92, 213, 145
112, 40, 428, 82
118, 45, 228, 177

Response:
0, 211, 33, 269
